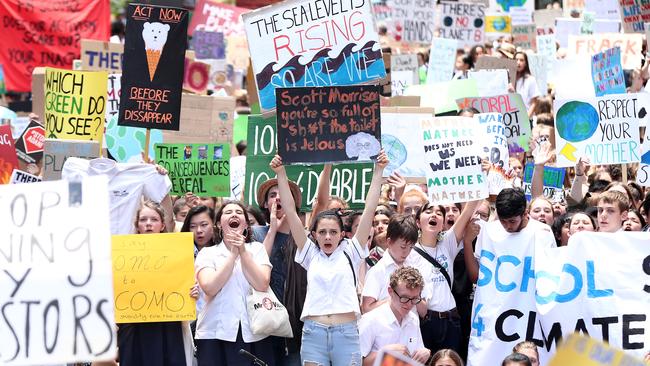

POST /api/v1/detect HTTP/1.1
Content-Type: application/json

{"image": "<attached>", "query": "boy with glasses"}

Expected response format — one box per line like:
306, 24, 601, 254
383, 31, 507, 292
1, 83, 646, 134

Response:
359, 266, 431, 366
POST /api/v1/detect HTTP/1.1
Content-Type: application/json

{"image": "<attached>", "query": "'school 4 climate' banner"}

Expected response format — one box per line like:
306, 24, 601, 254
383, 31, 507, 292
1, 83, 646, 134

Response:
243, 0, 386, 112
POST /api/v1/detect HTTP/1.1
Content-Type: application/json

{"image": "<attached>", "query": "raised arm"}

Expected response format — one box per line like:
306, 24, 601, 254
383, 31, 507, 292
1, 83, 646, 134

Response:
531, 140, 553, 199
569, 157, 590, 203
451, 200, 479, 242
308, 164, 332, 228
270, 155, 308, 250
354, 151, 389, 246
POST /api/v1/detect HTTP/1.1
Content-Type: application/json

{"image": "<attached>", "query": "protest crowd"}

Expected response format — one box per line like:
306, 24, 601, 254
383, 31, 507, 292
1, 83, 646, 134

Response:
1, 0, 650, 366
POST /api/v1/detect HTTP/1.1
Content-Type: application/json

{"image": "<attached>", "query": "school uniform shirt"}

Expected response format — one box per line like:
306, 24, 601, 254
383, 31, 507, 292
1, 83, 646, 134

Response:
296, 236, 368, 320
194, 241, 272, 343
361, 250, 421, 302
414, 231, 461, 312
359, 302, 424, 357
516, 74, 541, 110
62, 157, 171, 235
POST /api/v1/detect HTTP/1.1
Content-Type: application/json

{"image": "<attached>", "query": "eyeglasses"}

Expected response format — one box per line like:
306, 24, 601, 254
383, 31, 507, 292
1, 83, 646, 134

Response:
391, 285, 422, 305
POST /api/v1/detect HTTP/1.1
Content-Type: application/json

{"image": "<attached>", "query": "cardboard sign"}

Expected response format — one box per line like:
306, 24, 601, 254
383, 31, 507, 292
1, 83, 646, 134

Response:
276, 86, 381, 164
536, 34, 556, 77
591, 47, 625, 96
549, 334, 648, 366
112, 233, 196, 323
523, 163, 565, 201
485, 14, 512, 39
44, 68, 107, 143
81, 39, 124, 72
246, 114, 374, 211
637, 126, 650, 186
475, 56, 517, 86
243, 0, 386, 112
10, 168, 41, 183
381, 107, 435, 179
509, 6, 533, 25
388, 0, 436, 44
162, 94, 235, 146
467, 231, 650, 365
43, 139, 100, 181
183, 57, 211, 94
527, 53, 548, 96
512, 24, 536, 50
426, 38, 458, 84
192, 30, 225, 59
533, 8, 563, 32
14, 119, 45, 164
0, 124, 19, 184
468, 70, 509, 97
391, 54, 419, 77
405, 78, 478, 114
226, 35, 250, 71
439, 1, 486, 48
189, 0, 246, 37
118, 4, 189, 131
0, 1, 110, 92
456, 93, 531, 154
105, 114, 161, 163
569, 33, 642, 70
391, 70, 417, 96
420, 116, 488, 204
155, 143, 230, 196
618, 0, 649, 33
553, 93, 649, 167
0, 176, 116, 364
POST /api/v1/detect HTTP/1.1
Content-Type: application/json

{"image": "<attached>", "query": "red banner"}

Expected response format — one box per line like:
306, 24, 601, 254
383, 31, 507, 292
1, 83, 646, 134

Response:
189, 0, 247, 37
0, 0, 110, 92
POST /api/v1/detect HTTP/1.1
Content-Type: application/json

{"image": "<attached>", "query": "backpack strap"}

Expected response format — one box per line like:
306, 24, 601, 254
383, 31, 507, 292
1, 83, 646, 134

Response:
343, 251, 357, 287
413, 246, 451, 289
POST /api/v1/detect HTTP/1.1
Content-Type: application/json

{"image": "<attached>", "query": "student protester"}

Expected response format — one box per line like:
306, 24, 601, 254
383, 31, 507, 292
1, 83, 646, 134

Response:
359, 266, 431, 366
597, 191, 630, 232
443, 203, 462, 231
551, 213, 572, 246
398, 189, 429, 218
528, 197, 555, 225
173, 197, 191, 223
514, 51, 541, 111
502, 353, 532, 366
119, 201, 195, 366
568, 212, 597, 237
623, 209, 646, 231
270, 151, 388, 366
641, 196, 650, 231
430, 349, 464, 366
194, 201, 274, 366
512, 341, 540, 366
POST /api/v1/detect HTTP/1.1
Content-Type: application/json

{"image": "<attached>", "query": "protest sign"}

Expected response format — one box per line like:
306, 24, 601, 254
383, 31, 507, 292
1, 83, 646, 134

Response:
373, 349, 422, 366
523, 163, 565, 201
44, 68, 107, 144
243, 0, 385, 112
183, 57, 211, 94
387, 0, 436, 44
107, 73, 121, 122
118, 4, 189, 131
581, 11, 596, 34
475, 113, 511, 194
0, 124, 19, 184
553, 57, 596, 100
112, 233, 196, 323
0, 1, 109, 92
426, 38, 458, 84
586, 0, 620, 20
9, 169, 41, 184
533, 9, 562, 33
591, 47, 625, 96
276, 86, 381, 164
475, 56, 517, 86
0, 176, 116, 364
637, 125, 650, 186
381, 107, 435, 179
391, 70, 417, 96
229, 155, 246, 199
456, 94, 531, 154
192, 30, 225, 59
81, 39, 124, 72
618, 0, 650, 33
512, 24, 536, 50
391, 54, 419, 79
14, 119, 45, 165
105, 114, 161, 163
467, 231, 650, 365
485, 14, 512, 39
420, 116, 488, 204
246, 114, 374, 211
553, 93, 647, 167
226, 35, 250, 71
509, 6, 533, 25
564, 0, 586, 16
439, 1, 486, 48
527, 54, 548, 96
162, 94, 235, 147
155, 143, 231, 196
536, 34, 556, 76
549, 334, 648, 366
468, 70, 509, 97
405, 78, 478, 114
189, 0, 246, 37
556, 18, 621, 48
43, 139, 100, 181
391, 54, 419, 96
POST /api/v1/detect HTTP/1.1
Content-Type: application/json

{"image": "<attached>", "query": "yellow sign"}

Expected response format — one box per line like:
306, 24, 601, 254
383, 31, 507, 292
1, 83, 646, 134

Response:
111, 232, 196, 323
485, 15, 512, 35
44, 67, 107, 144
548, 333, 648, 366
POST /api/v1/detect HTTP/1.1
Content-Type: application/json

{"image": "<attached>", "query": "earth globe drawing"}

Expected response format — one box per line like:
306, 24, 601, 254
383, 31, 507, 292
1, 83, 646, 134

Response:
381, 134, 407, 175
556, 101, 599, 142
496, 0, 526, 12
491, 17, 507, 31
106, 114, 161, 162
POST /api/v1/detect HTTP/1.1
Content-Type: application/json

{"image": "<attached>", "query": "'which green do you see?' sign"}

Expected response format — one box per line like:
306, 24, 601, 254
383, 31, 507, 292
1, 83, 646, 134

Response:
155, 143, 230, 196
276, 85, 381, 164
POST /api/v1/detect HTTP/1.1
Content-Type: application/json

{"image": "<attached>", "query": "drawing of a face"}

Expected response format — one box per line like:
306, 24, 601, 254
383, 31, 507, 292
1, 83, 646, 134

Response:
345, 132, 381, 161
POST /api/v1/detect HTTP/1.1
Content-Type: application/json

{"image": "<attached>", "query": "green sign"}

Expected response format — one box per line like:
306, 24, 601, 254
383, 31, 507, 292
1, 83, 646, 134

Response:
155, 143, 231, 197
246, 115, 374, 211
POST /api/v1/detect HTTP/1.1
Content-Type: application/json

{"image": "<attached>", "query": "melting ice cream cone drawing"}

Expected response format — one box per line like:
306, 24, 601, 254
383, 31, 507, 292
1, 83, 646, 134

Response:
142, 22, 170, 81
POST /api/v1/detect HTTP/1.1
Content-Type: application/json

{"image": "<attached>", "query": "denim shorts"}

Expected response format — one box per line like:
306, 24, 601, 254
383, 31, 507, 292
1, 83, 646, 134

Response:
300, 319, 361, 366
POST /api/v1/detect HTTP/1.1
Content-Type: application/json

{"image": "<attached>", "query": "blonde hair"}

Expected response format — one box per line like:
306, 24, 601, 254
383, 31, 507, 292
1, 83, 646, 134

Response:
134, 200, 168, 233
389, 266, 424, 290
398, 189, 428, 213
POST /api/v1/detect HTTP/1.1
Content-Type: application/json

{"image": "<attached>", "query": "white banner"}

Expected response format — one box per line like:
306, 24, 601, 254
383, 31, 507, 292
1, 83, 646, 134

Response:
638, 126, 650, 187
469, 230, 650, 366
0, 176, 116, 365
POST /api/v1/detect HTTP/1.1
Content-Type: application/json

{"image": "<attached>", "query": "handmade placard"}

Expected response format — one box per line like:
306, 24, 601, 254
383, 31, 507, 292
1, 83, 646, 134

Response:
439, 1, 486, 48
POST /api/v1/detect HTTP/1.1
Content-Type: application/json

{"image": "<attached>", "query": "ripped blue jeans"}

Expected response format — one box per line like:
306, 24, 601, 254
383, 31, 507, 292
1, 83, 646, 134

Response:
300, 320, 361, 366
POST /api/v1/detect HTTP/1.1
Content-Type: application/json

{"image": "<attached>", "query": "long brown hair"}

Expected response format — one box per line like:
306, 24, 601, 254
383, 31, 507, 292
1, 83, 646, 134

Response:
134, 200, 168, 233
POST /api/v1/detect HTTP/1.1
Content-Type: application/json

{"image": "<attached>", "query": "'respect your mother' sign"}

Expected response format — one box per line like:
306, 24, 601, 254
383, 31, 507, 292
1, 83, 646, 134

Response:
243, 0, 386, 112
553, 93, 649, 168
420, 116, 488, 204
118, 4, 189, 131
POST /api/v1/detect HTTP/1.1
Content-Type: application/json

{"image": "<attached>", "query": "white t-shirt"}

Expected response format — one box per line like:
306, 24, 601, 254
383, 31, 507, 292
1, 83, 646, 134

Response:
296, 237, 368, 320
194, 241, 272, 342
474, 218, 556, 259
359, 302, 424, 357
516, 75, 541, 110
62, 157, 171, 235
362, 250, 422, 303
413, 230, 461, 311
